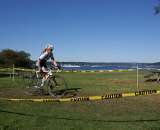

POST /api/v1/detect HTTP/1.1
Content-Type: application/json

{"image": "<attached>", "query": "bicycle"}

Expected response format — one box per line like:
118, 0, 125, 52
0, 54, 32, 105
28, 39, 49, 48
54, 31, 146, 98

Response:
26, 67, 68, 97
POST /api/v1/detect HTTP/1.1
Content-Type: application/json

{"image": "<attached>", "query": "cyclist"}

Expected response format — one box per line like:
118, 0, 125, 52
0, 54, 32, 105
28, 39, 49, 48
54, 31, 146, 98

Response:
36, 44, 58, 87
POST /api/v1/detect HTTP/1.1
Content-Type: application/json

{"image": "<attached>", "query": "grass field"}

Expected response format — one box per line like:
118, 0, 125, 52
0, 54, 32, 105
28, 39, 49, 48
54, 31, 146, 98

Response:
0, 71, 160, 130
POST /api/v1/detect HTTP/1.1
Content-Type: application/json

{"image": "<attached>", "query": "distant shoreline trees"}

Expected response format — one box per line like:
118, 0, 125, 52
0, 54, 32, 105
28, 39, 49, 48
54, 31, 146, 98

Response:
154, 1, 160, 14
0, 49, 33, 68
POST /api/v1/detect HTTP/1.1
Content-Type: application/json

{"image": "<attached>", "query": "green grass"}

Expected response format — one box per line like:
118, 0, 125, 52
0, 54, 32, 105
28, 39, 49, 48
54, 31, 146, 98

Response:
0, 71, 160, 130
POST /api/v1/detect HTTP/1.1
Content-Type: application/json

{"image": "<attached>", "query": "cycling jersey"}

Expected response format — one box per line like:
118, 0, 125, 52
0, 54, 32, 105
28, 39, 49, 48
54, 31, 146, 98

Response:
39, 51, 54, 61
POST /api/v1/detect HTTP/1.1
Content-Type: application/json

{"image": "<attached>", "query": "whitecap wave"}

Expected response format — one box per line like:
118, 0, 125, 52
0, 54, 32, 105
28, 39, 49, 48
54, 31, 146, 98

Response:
62, 64, 81, 67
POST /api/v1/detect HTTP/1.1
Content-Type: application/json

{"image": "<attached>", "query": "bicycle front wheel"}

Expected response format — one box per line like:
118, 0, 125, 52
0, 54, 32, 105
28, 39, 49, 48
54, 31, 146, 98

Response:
47, 75, 68, 97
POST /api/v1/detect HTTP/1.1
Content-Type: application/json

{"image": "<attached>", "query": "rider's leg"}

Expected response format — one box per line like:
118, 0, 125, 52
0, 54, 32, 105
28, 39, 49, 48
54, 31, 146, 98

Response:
41, 74, 48, 87
40, 67, 49, 87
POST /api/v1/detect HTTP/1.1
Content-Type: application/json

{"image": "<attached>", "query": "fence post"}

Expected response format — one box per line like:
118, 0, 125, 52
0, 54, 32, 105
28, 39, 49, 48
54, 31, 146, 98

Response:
12, 64, 15, 81
137, 64, 139, 90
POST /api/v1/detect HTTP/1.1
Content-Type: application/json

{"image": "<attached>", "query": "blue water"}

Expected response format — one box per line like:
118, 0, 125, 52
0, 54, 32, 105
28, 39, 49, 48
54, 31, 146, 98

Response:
63, 65, 132, 71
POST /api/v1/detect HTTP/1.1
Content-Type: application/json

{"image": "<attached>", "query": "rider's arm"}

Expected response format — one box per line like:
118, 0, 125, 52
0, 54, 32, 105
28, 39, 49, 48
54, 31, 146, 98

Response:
39, 51, 48, 60
50, 53, 58, 67
51, 59, 58, 67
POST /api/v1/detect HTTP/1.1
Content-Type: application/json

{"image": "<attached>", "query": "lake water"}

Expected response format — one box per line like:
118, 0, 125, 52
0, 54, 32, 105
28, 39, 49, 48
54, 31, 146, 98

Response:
62, 65, 133, 71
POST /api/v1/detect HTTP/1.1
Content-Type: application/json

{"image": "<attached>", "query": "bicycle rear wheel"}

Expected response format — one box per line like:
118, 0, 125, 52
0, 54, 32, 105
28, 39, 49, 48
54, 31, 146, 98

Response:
47, 75, 68, 97
28, 75, 41, 87
24, 75, 45, 96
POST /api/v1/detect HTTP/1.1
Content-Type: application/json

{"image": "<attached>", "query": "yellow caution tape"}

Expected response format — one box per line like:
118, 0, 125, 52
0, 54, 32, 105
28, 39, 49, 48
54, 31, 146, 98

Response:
0, 89, 159, 103
122, 93, 135, 97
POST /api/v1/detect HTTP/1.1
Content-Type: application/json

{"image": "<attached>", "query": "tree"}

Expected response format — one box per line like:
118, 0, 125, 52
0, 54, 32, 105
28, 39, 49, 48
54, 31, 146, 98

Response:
154, 1, 160, 14
0, 49, 32, 68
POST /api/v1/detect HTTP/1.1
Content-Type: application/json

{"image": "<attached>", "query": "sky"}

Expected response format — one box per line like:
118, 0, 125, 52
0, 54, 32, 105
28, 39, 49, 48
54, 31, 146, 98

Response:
0, 0, 160, 63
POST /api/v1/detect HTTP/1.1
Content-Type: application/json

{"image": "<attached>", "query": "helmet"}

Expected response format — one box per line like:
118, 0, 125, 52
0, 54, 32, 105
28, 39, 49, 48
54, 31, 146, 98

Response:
46, 44, 54, 49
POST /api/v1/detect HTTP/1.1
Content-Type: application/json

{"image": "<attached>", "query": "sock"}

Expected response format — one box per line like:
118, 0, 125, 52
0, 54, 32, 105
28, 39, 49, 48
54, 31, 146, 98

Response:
41, 78, 45, 87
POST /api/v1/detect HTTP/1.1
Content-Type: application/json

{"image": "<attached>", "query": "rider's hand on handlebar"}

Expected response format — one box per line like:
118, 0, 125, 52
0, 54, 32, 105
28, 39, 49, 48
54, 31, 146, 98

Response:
51, 64, 62, 70
58, 64, 62, 70
54, 64, 61, 70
